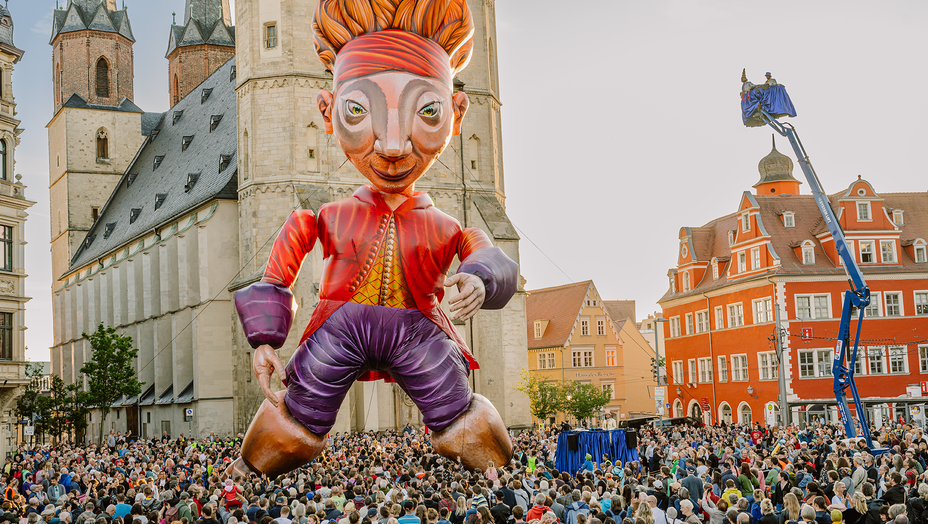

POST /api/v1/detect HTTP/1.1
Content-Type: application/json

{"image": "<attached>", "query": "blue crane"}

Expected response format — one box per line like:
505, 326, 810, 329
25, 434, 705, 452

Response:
753, 107, 878, 449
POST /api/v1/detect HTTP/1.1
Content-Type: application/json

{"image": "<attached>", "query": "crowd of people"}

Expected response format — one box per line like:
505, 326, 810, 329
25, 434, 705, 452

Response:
1, 420, 927, 524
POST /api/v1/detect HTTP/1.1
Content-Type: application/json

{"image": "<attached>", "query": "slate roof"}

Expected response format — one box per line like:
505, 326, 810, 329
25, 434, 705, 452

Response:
50, 1, 135, 44
69, 57, 238, 272
603, 300, 636, 323
660, 187, 928, 303
0, 5, 14, 48
166, 0, 235, 57
62, 93, 143, 113
526, 281, 592, 350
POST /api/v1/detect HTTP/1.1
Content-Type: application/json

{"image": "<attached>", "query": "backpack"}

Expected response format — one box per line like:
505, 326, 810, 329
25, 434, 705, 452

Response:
164, 506, 180, 522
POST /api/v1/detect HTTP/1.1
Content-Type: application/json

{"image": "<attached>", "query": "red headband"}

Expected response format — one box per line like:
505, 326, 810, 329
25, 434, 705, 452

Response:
334, 30, 452, 86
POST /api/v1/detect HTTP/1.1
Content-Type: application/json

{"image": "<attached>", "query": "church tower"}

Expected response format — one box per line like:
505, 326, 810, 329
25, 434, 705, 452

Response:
48, 0, 148, 281
232, 0, 530, 432
166, 0, 235, 106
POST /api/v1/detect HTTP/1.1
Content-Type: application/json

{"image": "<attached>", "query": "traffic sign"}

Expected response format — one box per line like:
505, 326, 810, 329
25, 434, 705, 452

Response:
24, 426, 34, 436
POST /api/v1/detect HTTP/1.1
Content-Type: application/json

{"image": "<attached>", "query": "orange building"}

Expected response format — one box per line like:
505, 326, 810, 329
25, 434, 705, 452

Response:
659, 141, 928, 427
526, 281, 658, 426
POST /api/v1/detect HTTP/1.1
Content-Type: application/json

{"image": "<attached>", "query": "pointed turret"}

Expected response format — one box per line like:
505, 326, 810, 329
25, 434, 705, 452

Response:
166, 0, 235, 107
0, 3, 24, 63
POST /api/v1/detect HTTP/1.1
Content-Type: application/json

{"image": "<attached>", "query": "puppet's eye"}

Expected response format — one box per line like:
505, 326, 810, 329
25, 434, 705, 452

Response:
346, 101, 367, 116
418, 102, 440, 118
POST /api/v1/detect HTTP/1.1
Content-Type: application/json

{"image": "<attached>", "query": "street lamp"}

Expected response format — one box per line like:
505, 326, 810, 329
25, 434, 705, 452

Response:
747, 386, 758, 399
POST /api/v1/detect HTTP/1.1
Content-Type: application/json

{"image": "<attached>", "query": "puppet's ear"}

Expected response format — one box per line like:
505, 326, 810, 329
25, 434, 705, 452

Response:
318, 90, 335, 134
452, 91, 470, 136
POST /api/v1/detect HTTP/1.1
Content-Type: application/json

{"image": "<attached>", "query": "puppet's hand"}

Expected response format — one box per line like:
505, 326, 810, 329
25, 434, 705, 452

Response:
253, 344, 287, 407
445, 273, 486, 321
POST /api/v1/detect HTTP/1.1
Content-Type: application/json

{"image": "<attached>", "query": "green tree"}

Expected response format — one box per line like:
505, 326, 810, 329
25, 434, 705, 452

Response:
515, 369, 563, 421
15, 363, 51, 442
80, 323, 143, 444
62, 382, 92, 442
561, 380, 612, 423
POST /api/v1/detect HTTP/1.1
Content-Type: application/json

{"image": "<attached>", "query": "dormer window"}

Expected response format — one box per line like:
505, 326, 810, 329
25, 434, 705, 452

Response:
741, 214, 750, 232
893, 210, 904, 226
801, 241, 815, 265
129, 208, 141, 224
185, 173, 200, 192
783, 212, 795, 228
711, 258, 719, 280
211, 114, 223, 132
220, 154, 233, 172
201, 88, 213, 104
173, 110, 184, 125
857, 201, 871, 221
103, 222, 116, 239
915, 240, 927, 264
534, 321, 543, 339
728, 231, 734, 246
230, 66, 237, 83
127, 173, 138, 187
669, 274, 676, 293
682, 272, 690, 292
738, 252, 746, 272
153, 156, 164, 170
182, 136, 194, 151
154, 193, 167, 210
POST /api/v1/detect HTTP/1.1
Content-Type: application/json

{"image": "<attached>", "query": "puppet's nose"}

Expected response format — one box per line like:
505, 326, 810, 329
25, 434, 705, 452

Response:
374, 108, 412, 158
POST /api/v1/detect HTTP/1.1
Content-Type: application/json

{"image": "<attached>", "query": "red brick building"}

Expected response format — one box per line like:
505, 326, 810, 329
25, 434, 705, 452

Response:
659, 140, 928, 427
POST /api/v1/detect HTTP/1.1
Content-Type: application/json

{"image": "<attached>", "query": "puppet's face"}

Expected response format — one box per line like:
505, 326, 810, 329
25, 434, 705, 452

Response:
318, 72, 469, 195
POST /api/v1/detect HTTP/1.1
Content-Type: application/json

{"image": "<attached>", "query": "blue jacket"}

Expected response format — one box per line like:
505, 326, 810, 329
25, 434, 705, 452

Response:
565, 501, 591, 524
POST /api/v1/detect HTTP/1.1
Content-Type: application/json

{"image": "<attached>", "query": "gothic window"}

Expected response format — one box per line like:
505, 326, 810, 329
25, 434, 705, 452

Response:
96, 57, 111, 98
173, 75, 179, 107
96, 129, 109, 160
56, 64, 62, 106
0, 139, 6, 181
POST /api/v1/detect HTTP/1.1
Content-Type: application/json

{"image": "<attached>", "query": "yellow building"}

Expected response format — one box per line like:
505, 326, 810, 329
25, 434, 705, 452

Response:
526, 281, 657, 426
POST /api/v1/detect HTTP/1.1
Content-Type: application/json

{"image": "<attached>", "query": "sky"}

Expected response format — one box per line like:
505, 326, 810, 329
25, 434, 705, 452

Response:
11, 0, 928, 362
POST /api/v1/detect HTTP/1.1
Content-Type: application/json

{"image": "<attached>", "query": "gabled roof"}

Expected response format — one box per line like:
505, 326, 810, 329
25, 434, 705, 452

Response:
62, 93, 144, 113
166, 0, 236, 57
68, 58, 239, 272
526, 281, 592, 350
603, 300, 636, 323
50, 1, 135, 44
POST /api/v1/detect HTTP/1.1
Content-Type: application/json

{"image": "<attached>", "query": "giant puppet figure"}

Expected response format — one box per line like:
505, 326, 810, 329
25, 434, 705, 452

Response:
229, 0, 518, 478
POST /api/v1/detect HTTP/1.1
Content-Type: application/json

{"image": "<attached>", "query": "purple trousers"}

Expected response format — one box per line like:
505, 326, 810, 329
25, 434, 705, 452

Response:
284, 302, 473, 434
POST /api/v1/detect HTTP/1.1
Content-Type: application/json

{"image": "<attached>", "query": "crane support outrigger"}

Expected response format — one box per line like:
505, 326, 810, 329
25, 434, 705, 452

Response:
756, 107, 877, 449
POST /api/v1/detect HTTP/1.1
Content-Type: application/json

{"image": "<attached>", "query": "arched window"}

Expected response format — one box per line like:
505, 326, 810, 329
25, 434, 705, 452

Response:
0, 139, 6, 180
173, 75, 179, 106
720, 403, 732, 424
96, 129, 109, 160
673, 399, 683, 418
96, 57, 110, 98
739, 403, 753, 424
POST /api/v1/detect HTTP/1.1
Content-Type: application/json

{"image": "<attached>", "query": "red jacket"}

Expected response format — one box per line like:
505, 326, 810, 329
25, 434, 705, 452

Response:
261, 185, 518, 382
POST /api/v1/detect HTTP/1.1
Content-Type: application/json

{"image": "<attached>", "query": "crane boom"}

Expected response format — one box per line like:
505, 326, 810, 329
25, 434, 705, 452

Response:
756, 108, 877, 449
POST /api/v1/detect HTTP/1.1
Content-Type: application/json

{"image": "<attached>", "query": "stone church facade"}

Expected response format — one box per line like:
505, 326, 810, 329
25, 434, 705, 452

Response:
49, 0, 529, 441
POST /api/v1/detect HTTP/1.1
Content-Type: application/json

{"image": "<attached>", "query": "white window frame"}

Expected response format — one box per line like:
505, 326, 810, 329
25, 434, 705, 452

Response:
884, 292, 903, 317
795, 294, 831, 320
712, 259, 719, 280
857, 201, 872, 221
728, 303, 744, 327
802, 241, 815, 265
753, 298, 773, 324
670, 274, 676, 293
596, 316, 605, 336
728, 231, 734, 246
741, 213, 751, 232
783, 212, 795, 228
682, 271, 690, 292
715, 306, 725, 330
888, 346, 907, 374
868, 346, 885, 375
698, 357, 713, 384
798, 350, 816, 378
920, 345, 928, 373
757, 351, 778, 381
687, 359, 697, 383
605, 346, 616, 367
865, 291, 882, 317
537, 352, 549, 370
731, 354, 748, 382
685, 313, 694, 335
601, 381, 615, 400
696, 310, 709, 333
717, 356, 728, 382
880, 240, 897, 263
915, 242, 927, 264
738, 252, 746, 273
860, 240, 875, 264
534, 321, 542, 339
672, 360, 684, 385
670, 316, 681, 337
816, 349, 834, 377
752, 247, 761, 270
580, 317, 590, 336
893, 210, 904, 226
915, 291, 928, 316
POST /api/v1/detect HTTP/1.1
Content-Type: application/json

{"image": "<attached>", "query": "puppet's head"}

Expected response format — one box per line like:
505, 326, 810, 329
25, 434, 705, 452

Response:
312, 0, 474, 195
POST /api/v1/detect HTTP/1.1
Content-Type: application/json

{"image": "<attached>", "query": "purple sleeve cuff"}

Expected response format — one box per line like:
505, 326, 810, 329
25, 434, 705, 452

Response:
234, 282, 294, 349
457, 246, 518, 310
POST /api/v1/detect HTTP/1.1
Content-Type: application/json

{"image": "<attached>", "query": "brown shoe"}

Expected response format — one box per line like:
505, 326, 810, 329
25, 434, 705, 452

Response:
239, 391, 326, 478
432, 393, 513, 471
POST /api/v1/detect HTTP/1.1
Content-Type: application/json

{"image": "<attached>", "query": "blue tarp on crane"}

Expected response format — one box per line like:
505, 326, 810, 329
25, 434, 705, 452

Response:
742, 84, 797, 127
